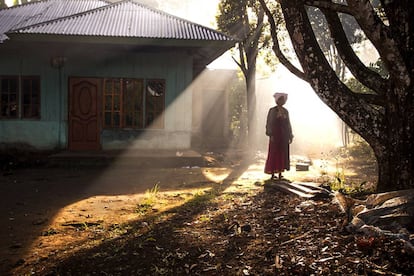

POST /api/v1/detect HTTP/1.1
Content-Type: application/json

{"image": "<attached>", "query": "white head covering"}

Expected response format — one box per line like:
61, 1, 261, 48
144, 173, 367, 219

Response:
273, 92, 288, 103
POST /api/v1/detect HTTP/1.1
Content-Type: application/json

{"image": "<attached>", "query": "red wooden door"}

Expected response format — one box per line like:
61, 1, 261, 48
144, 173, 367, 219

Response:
68, 78, 101, 151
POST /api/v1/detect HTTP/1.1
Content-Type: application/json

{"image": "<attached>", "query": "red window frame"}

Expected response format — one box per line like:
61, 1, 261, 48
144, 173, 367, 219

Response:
103, 78, 165, 129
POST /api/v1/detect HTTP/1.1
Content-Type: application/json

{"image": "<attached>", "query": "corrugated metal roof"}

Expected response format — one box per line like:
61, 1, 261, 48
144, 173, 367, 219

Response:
0, 0, 110, 42
7, 0, 233, 42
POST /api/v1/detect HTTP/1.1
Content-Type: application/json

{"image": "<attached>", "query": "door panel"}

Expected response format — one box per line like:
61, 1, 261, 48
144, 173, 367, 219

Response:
68, 78, 101, 151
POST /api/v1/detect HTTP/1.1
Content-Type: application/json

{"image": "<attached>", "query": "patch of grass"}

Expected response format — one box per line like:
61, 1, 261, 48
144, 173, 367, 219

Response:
322, 144, 376, 197
329, 176, 374, 197
107, 223, 133, 238
136, 202, 154, 215
185, 189, 217, 209
41, 228, 59, 236
198, 214, 210, 222
146, 182, 160, 199
222, 193, 236, 201
136, 183, 160, 214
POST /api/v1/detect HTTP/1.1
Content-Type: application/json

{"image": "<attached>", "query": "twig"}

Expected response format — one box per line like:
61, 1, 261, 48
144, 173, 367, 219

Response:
281, 231, 312, 245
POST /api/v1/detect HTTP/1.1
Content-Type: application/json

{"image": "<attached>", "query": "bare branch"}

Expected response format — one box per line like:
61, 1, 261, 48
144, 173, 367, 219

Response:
237, 42, 248, 76
321, 9, 387, 96
304, 0, 353, 15
347, 0, 409, 86
231, 55, 243, 71
278, 0, 384, 139
258, 0, 308, 82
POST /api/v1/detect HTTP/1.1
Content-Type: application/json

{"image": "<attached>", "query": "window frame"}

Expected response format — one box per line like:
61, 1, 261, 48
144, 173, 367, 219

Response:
145, 79, 166, 129
0, 75, 41, 120
103, 78, 165, 130
21, 76, 41, 119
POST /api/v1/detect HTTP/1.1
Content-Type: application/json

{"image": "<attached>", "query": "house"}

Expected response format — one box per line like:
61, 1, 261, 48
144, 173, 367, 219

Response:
191, 68, 239, 148
0, 0, 235, 151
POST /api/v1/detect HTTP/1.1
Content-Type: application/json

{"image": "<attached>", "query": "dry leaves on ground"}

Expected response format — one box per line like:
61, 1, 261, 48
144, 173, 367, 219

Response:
13, 182, 414, 275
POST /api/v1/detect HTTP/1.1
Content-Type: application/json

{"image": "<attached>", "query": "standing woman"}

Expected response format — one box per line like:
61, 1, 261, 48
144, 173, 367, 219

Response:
265, 92, 294, 180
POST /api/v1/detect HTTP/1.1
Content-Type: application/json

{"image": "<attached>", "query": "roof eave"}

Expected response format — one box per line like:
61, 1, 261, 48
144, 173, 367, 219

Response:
5, 33, 235, 48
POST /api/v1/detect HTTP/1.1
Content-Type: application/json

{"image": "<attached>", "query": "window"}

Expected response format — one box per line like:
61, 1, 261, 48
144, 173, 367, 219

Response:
0, 77, 18, 118
0, 76, 40, 119
103, 78, 165, 129
146, 79, 165, 129
22, 77, 41, 119
124, 79, 144, 128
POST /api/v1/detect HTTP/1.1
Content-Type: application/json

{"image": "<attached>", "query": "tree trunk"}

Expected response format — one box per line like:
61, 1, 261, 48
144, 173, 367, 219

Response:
246, 66, 257, 149
372, 86, 414, 192
376, 148, 413, 192
275, 0, 414, 192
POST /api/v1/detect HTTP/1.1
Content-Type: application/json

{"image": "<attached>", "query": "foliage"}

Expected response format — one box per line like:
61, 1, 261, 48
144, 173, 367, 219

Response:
216, 0, 275, 146
345, 58, 389, 95
307, 1, 363, 80
318, 144, 376, 196
3, 0, 32, 7
216, 0, 275, 61
346, 134, 376, 160
228, 76, 248, 143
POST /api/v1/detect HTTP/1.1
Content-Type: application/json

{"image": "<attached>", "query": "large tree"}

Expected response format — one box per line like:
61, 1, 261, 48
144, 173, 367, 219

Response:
259, 0, 413, 192
216, 0, 270, 147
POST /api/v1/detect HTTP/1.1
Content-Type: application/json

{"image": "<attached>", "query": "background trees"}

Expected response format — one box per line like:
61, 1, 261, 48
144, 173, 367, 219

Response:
1, 0, 35, 8
259, 0, 413, 192
216, 0, 270, 147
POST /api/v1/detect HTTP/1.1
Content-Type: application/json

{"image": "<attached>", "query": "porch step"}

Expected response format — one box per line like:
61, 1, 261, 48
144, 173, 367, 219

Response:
48, 149, 206, 168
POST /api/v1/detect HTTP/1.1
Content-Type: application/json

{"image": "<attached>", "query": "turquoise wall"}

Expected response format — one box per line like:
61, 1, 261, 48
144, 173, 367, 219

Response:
0, 43, 194, 150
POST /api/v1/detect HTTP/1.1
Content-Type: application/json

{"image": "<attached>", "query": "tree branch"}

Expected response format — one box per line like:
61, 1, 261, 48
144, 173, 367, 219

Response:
258, 0, 308, 82
346, 0, 409, 86
278, 0, 384, 142
231, 55, 243, 71
236, 42, 248, 77
304, 0, 353, 15
321, 9, 387, 96
355, 93, 385, 106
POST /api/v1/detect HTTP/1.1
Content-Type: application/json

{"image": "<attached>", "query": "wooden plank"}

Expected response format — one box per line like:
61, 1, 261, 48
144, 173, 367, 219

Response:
286, 182, 321, 194
265, 181, 332, 199
265, 181, 315, 198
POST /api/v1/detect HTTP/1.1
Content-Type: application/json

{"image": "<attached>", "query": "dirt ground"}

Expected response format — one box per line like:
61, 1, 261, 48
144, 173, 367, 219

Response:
1, 149, 412, 275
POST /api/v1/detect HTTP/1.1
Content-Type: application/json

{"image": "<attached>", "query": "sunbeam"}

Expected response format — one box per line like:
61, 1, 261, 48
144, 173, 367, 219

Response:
257, 65, 344, 157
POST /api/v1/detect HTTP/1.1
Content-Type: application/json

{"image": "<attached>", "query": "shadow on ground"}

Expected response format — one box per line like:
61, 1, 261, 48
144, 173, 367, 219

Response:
0, 149, 254, 275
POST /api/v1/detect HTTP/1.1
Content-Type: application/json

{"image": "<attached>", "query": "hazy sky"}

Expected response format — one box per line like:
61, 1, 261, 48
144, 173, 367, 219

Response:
158, 0, 220, 28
